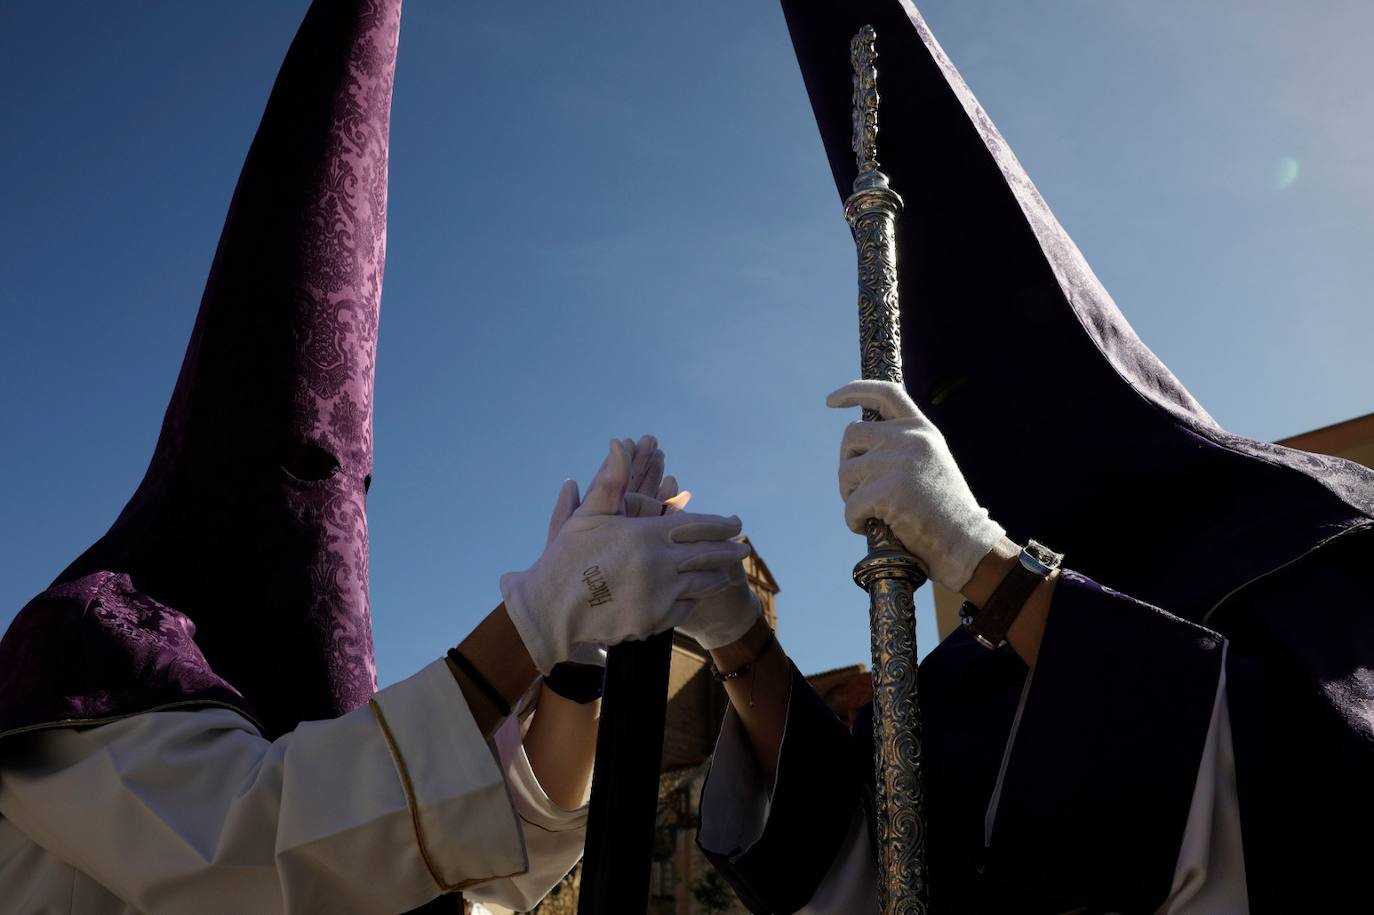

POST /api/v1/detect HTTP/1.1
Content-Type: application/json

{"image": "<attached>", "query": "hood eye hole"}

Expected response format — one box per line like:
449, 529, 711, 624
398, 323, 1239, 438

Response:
363, 474, 372, 494
283, 443, 341, 482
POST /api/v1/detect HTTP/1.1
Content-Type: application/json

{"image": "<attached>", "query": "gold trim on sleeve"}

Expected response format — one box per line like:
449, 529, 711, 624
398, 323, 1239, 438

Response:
369, 699, 528, 893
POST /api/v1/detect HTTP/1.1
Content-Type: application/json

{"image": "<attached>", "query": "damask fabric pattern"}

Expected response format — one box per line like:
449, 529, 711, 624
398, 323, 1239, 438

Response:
0, 0, 402, 741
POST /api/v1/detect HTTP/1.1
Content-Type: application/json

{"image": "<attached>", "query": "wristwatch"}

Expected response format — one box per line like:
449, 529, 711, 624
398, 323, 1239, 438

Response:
962, 540, 1063, 651
542, 661, 605, 704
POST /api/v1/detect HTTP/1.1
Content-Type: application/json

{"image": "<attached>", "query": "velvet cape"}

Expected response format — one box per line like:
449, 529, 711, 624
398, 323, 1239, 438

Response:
697, 2, 1374, 912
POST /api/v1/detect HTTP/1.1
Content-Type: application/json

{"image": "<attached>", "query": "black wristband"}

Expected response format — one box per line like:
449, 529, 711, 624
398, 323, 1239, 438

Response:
446, 647, 512, 717
542, 661, 605, 704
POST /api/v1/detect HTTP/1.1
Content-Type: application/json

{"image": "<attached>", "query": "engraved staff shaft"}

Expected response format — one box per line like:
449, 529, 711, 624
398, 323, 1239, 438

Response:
845, 25, 930, 915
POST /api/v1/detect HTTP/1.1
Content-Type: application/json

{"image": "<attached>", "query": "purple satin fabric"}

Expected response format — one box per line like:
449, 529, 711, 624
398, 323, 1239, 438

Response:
778, 0, 1374, 617
0, 0, 402, 741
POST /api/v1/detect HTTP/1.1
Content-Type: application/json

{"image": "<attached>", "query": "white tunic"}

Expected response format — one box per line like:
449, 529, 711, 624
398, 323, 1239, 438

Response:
0, 660, 586, 914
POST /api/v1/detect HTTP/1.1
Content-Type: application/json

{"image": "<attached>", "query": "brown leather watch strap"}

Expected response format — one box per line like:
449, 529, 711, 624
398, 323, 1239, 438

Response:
964, 541, 1061, 650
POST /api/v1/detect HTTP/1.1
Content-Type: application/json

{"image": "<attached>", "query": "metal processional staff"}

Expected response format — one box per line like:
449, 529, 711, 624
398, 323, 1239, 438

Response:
580, 27, 929, 915
845, 25, 930, 915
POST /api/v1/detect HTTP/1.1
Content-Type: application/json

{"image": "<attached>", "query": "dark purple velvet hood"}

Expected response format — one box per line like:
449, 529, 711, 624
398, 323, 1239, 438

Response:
780, 0, 1374, 617
0, 0, 402, 741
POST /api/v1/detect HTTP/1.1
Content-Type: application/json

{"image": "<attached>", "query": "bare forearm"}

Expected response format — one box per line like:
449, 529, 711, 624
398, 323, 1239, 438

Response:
447, 606, 599, 807
706, 536, 1057, 789
708, 617, 791, 783
446, 603, 539, 736
523, 684, 599, 809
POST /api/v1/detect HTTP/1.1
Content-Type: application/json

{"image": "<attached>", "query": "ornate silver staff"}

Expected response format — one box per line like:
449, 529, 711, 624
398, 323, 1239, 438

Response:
845, 25, 930, 915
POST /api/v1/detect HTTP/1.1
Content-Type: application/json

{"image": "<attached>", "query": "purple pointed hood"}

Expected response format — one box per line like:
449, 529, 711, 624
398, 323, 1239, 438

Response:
780, 0, 1374, 618
1, 0, 402, 740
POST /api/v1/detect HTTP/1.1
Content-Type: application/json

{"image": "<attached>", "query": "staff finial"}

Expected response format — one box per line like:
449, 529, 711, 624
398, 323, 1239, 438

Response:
851, 24, 881, 174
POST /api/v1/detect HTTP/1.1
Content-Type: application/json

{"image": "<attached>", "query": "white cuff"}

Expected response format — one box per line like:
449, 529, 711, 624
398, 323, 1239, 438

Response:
492, 711, 589, 833
698, 704, 773, 856
466, 688, 591, 910
371, 660, 529, 891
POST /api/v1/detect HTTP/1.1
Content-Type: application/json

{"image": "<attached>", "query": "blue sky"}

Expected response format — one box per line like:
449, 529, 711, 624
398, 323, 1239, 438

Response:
2, 1, 1372, 685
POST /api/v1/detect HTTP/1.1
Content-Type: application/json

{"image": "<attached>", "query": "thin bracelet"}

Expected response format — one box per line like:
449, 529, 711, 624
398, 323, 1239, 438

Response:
446, 647, 512, 717
710, 628, 777, 708
709, 628, 776, 681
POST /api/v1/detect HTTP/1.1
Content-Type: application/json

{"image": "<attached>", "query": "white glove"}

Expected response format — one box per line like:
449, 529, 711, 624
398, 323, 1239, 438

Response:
503, 439, 750, 673
543, 435, 757, 651
544, 434, 682, 537
827, 380, 1006, 593
562, 643, 608, 667
677, 551, 761, 650
541, 434, 683, 668
626, 436, 758, 648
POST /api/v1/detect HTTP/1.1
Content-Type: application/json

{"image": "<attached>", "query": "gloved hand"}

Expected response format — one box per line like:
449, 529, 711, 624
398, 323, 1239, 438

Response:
545, 435, 686, 538
827, 380, 1006, 593
677, 551, 761, 650
550, 435, 758, 650
541, 434, 685, 668
503, 439, 750, 674
542, 435, 756, 651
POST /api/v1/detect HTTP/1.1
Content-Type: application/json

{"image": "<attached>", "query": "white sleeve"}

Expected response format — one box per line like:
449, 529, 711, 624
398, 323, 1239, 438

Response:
799, 809, 880, 915
0, 660, 575, 914
697, 706, 772, 856
1158, 656, 1250, 914
699, 706, 879, 915
463, 697, 588, 910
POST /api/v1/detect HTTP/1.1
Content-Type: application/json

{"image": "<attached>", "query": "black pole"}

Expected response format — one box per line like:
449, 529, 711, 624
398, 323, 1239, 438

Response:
577, 631, 674, 914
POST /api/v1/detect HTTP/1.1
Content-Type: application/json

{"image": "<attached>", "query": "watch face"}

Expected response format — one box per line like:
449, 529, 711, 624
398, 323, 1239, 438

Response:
1024, 540, 1064, 571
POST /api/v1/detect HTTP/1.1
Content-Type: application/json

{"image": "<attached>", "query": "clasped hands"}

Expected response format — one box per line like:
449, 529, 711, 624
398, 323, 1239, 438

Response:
501, 435, 761, 675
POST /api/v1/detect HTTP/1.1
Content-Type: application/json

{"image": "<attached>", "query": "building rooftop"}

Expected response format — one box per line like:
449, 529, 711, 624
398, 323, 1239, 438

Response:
1277, 411, 1374, 469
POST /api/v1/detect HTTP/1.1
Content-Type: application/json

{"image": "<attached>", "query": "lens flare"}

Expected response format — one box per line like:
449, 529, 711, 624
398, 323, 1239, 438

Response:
1273, 156, 1300, 191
